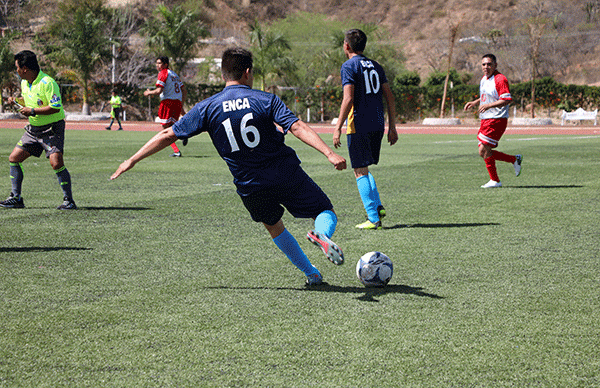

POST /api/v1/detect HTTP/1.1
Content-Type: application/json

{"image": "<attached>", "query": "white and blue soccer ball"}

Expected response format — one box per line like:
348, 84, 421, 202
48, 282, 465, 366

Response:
356, 251, 393, 287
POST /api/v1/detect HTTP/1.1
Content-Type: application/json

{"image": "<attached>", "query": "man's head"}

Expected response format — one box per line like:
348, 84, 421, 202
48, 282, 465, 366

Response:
221, 47, 253, 84
15, 50, 40, 74
344, 29, 368, 55
156, 56, 169, 71
481, 54, 498, 77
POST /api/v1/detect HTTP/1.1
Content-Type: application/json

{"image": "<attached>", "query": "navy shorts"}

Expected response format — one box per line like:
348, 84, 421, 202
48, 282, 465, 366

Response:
240, 166, 333, 226
347, 131, 384, 169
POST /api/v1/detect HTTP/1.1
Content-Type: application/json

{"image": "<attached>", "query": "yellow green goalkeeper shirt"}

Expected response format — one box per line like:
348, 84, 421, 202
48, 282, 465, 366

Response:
110, 95, 122, 108
21, 71, 65, 126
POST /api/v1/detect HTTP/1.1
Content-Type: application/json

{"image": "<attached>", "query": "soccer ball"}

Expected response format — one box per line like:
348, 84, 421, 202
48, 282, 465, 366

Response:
356, 251, 393, 287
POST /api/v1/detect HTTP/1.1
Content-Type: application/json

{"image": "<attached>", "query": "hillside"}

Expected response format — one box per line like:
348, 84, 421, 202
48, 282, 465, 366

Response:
19, 0, 600, 86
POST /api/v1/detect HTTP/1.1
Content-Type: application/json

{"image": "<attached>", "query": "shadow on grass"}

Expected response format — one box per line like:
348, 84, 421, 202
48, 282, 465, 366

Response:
207, 283, 443, 302
385, 222, 499, 230
79, 206, 151, 211
509, 185, 583, 189
0, 247, 92, 253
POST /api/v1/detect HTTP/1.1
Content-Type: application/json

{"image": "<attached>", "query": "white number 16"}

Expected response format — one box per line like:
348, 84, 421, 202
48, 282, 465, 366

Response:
222, 113, 260, 152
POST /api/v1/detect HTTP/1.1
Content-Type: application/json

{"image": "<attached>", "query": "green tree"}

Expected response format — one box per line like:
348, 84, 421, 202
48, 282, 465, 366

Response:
249, 20, 297, 91
0, 31, 20, 113
141, 4, 210, 74
40, 0, 112, 115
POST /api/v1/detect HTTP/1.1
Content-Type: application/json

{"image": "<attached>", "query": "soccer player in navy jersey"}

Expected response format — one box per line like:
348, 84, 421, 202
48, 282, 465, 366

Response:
112, 47, 347, 286
333, 29, 398, 230
464, 54, 522, 188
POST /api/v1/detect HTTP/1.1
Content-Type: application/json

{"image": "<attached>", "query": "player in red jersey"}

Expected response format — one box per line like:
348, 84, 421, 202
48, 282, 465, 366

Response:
464, 54, 522, 188
144, 56, 187, 157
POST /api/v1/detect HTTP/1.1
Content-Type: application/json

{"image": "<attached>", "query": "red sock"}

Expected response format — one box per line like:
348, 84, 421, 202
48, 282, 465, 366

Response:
492, 150, 516, 164
484, 156, 500, 182
171, 143, 180, 153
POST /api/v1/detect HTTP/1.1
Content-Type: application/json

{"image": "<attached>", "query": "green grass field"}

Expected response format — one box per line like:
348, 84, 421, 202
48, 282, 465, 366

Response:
1, 128, 599, 387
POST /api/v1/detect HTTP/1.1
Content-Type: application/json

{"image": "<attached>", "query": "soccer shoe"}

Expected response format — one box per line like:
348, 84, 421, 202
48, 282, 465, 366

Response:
57, 197, 77, 210
306, 230, 344, 265
305, 272, 323, 286
170, 152, 182, 157
0, 193, 25, 208
514, 154, 523, 177
105, 126, 111, 130
377, 205, 386, 219
355, 220, 382, 230
182, 138, 188, 146
481, 180, 502, 188
117, 127, 123, 131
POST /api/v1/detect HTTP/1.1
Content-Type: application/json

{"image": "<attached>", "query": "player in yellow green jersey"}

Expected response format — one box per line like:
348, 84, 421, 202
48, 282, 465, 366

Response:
0, 50, 76, 210
106, 90, 123, 130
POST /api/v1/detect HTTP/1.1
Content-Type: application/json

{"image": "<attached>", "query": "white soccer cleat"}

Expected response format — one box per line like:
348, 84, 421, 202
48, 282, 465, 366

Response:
514, 154, 523, 177
481, 180, 502, 188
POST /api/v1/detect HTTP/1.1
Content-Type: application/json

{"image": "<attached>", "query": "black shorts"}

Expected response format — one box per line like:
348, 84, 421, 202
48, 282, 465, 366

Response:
347, 131, 384, 169
240, 166, 333, 226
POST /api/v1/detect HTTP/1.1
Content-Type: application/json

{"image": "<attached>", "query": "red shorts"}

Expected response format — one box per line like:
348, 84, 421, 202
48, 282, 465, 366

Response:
157, 99, 183, 127
477, 118, 507, 148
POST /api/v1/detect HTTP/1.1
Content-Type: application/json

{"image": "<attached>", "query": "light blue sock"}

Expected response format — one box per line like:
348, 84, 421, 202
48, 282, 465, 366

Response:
273, 228, 319, 276
356, 175, 379, 223
314, 210, 337, 239
368, 172, 382, 208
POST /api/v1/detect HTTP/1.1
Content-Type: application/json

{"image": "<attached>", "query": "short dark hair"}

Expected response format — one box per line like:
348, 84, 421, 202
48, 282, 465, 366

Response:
14, 50, 40, 72
158, 56, 169, 66
482, 53, 497, 64
221, 47, 253, 82
345, 29, 367, 53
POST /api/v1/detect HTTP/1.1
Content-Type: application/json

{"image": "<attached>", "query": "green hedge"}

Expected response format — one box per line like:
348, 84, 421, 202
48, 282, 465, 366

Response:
87, 78, 600, 122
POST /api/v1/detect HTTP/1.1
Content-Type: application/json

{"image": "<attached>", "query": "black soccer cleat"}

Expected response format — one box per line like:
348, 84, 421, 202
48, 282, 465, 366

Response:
0, 193, 25, 208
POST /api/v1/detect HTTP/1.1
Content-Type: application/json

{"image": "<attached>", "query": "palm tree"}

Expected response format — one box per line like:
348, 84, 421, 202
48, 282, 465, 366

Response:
141, 4, 210, 75
249, 21, 296, 91
42, 0, 111, 115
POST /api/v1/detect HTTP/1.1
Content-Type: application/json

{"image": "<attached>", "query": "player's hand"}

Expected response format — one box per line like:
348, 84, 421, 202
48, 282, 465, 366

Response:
327, 152, 346, 170
332, 128, 342, 149
388, 128, 398, 146
464, 101, 475, 111
110, 159, 136, 180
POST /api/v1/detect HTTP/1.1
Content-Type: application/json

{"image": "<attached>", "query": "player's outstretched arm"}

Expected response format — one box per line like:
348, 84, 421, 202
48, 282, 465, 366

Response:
289, 120, 347, 171
111, 128, 179, 180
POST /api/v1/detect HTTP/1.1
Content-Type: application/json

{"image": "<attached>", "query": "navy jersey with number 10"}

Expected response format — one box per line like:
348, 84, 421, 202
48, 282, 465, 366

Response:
341, 54, 388, 135
172, 85, 302, 196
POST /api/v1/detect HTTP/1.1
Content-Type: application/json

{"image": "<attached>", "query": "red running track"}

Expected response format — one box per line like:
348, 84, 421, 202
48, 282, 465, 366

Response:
2, 119, 599, 136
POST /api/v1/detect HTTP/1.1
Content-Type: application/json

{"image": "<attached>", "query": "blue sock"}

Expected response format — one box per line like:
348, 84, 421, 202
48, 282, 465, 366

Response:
356, 175, 379, 223
368, 172, 382, 209
273, 228, 319, 276
314, 210, 337, 239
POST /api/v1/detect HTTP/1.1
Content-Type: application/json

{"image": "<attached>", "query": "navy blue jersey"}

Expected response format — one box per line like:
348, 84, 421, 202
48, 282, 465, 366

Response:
340, 54, 388, 134
172, 85, 302, 196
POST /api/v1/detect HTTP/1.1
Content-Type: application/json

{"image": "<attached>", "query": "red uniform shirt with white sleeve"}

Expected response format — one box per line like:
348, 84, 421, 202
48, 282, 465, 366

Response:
479, 70, 511, 119
156, 68, 183, 101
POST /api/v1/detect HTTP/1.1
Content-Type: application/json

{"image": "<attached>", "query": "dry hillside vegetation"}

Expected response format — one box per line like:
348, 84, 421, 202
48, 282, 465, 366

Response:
39, 0, 600, 85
